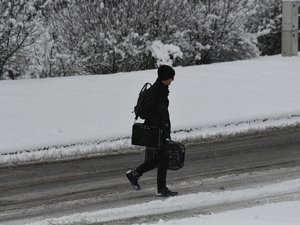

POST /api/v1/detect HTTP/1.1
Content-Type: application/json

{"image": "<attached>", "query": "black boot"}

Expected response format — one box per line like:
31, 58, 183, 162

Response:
156, 187, 178, 197
126, 169, 141, 190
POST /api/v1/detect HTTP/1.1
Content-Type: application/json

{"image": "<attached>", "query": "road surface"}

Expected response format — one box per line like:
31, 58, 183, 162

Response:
1, 126, 300, 224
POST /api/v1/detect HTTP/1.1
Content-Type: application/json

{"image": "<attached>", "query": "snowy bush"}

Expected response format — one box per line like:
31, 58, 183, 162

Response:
175, 0, 261, 65
22, 29, 77, 79
0, 0, 43, 79
0, 0, 286, 79
245, 0, 283, 55
148, 41, 183, 66
41, 0, 150, 74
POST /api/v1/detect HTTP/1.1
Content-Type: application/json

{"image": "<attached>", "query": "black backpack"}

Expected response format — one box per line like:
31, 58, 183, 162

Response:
134, 83, 152, 120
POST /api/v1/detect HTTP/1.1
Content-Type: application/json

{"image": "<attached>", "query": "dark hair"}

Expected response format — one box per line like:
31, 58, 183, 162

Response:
157, 65, 175, 81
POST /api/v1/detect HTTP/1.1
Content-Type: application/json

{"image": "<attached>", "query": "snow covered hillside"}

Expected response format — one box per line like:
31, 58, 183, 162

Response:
0, 54, 300, 166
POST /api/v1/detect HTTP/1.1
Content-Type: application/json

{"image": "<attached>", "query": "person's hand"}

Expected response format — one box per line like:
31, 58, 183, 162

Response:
165, 138, 172, 142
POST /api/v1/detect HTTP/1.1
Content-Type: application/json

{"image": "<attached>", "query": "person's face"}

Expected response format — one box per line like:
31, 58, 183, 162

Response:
162, 77, 174, 86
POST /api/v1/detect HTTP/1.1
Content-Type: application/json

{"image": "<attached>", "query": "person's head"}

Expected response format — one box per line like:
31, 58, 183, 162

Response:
157, 65, 175, 86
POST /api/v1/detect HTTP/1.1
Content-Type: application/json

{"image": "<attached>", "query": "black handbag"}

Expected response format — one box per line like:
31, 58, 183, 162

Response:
131, 123, 162, 148
143, 140, 185, 171
166, 140, 185, 170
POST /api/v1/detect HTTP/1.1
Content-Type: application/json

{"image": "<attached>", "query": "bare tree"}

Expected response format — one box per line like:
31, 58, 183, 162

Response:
0, 0, 43, 79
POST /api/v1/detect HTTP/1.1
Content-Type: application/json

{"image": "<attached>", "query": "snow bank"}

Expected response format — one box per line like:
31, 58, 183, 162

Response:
0, 54, 300, 166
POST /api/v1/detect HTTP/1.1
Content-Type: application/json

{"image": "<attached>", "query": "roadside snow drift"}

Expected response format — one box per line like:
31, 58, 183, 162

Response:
25, 175, 300, 225
0, 54, 300, 165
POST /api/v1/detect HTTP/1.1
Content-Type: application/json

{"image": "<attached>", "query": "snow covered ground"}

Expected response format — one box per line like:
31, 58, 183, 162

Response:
23, 170, 300, 225
1, 54, 300, 224
147, 201, 300, 225
145, 202, 300, 225
0, 54, 300, 166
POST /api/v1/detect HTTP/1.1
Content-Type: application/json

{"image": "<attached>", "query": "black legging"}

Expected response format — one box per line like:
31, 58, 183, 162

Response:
135, 144, 168, 191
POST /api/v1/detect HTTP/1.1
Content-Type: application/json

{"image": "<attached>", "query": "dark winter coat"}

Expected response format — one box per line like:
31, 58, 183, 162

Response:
144, 79, 171, 140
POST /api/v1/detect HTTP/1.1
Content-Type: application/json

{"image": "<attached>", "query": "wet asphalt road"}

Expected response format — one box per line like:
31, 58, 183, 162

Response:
1, 126, 300, 224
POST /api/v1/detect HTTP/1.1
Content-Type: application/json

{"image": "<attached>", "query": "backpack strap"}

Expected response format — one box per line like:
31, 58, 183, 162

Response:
139, 82, 152, 95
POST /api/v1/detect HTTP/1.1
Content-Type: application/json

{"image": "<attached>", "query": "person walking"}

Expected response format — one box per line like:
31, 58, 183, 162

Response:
126, 65, 178, 197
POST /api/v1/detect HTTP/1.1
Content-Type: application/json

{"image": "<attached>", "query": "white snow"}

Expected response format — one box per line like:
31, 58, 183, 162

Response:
1, 54, 300, 224
144, 201, 300, 225
0, 54, 300, 166
24, 171, 300, 225
148, 40, 183, 66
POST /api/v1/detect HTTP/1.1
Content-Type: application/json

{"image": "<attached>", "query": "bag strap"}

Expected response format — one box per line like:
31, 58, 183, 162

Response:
139, 82, 152, 95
